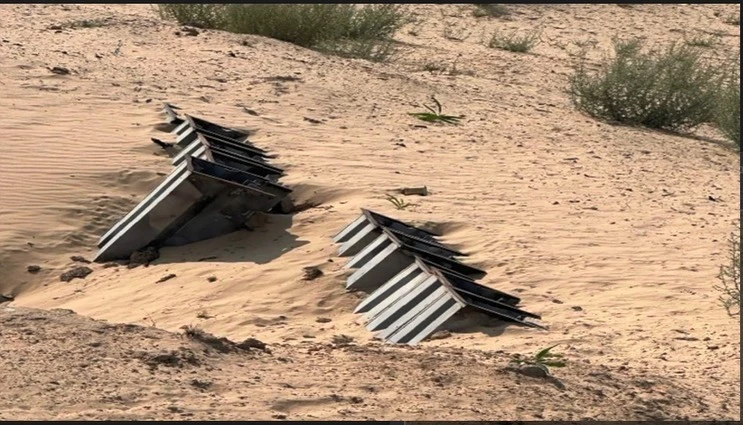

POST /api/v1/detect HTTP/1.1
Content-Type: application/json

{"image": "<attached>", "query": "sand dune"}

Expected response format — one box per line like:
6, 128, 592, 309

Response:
0, 3, 739, 420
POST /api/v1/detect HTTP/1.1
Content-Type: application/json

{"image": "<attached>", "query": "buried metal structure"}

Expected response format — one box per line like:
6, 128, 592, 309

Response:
95, 156, 291, 262
334, 209, 543, 345
158, 104, 259, 156
172, 125, 271, 168
342, 227, 486, 292
334, 208, 459, 257
94, 104, 290, 262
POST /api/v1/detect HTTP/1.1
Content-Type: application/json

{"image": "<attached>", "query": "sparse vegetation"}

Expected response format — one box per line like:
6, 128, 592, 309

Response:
714, 224, 740, 319
723, 14, 740, 26
511, 344, 567, 375
332, 334, 354, 345
143, 312, 157, 327
472, 4, 510, 18
64, 18, 109, 29
155, 4, 226, 28
569, 38, 728, 132
420, 54, 475, 77
488, 28, 541, 53
181, 324, 236, 353
713, 60, 740, 147
408, 95, 464, 124
422, 61, 448, 73
684, 32, 719, 48
157, 4, 410, 62
442, 21, 471, 42
385, 194, 411, 210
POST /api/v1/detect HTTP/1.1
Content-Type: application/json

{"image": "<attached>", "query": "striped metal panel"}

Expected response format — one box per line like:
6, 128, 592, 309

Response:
332, 213, 369, 244
377, 284, 452, 341
346, 242, 402, 291
344, 233, 391, 270
97, 161, 191, 248
396, 297, 463, 345
361, 271, 429, 321
94, 168, 198, 262
354, 263, 421, 314
338, 222, 378, 257
366, 275, 440, 332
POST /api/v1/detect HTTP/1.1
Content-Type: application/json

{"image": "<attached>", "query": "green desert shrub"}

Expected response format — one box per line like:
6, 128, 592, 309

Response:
713, 62, 740, 147
569, 38, 726, 132
714, 224, 740, 319
157, 4, 409, 61
472, 4, 510, 18
488, 28, 541, 53
156, 4, 227, 28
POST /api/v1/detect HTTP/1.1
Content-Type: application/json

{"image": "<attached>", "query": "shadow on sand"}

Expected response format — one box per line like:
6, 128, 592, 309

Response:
438, 310, 535, 338
154, 213, 309, 265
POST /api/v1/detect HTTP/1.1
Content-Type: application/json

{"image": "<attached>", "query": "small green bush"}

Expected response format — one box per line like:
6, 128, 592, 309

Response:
684, 32, 719, 48
511, 345, 567, 375
724, 14, 740, 26
569, 38, 726, 132
157, 4, 409, 62
714, 224, 740, 319
488, 29, 541, 53
64, 18, 110, 29
713, 63, 740, 147
156, 4, 227, 28
472, 4, 510, 18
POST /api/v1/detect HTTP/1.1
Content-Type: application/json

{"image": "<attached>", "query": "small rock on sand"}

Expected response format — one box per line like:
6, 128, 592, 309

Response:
49, 66, 70, 75
237, 337, 267, 351
429, 330, 452, 340
302, 266, 323, 281
156, 274, 177, 283
129, 246, 159, 268
60, 266, 93, 282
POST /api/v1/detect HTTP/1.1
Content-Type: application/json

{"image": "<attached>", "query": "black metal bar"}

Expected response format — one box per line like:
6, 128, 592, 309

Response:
207, 147, 284, 178
199, 132, 270, 160
188, 115, 252, 144
464, 297, 545, 328
394, 239, 487, 279
188, 156, 290, 197
386, 228, 467, 257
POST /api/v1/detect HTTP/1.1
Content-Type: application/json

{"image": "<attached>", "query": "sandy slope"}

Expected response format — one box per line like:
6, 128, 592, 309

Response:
0, 306, 738, 421
0, 3, 740, 420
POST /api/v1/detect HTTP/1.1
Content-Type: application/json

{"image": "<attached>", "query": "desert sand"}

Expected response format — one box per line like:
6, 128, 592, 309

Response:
0, 3, 740, 421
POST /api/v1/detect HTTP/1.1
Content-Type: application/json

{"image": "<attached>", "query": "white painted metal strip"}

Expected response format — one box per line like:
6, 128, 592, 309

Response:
332, 213, 368, 243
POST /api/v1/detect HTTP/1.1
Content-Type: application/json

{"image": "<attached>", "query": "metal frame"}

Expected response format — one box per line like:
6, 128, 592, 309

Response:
333, 209, 543, 345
